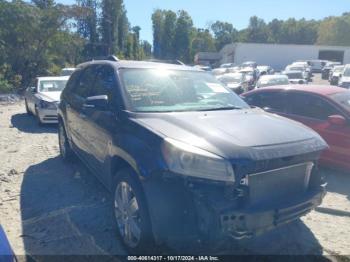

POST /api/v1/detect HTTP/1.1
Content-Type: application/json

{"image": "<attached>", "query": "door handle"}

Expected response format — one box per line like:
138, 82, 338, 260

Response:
83, 103, 95, 109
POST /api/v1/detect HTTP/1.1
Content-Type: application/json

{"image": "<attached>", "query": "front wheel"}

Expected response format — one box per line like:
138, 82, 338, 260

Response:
58, 121, 75, 162
25, 100, 32, 115
113, 169, 155, 254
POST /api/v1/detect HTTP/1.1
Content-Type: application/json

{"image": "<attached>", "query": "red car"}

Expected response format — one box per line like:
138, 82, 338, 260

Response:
242, 85, 350, 170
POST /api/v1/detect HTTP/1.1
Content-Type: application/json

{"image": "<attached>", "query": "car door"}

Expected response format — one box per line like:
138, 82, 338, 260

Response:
65, 66, 97, 158
80, 65, 120, 184
286, 92, 350, 167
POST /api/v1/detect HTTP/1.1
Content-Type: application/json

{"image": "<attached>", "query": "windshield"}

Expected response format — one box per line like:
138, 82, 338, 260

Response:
258, 76, 289, 87
334, 67, 344, 73
120, 69, 249, 112
286, 72, 303, 79
331, 92, 350, 112
38, 80, 67, 92
343, 67, 350, 77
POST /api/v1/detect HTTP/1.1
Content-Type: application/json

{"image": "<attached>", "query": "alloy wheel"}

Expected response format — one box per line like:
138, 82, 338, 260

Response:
114, 181, 142, 248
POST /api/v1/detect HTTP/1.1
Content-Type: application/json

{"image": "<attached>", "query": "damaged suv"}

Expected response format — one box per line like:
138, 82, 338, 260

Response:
58, 58, 327, 253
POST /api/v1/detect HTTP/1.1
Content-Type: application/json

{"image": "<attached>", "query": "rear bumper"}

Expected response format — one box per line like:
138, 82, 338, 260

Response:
37, 108, 58, 123
219, 186, 326, 239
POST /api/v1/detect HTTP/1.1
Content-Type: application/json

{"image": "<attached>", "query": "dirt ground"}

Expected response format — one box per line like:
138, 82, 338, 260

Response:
0, 75, 350, 260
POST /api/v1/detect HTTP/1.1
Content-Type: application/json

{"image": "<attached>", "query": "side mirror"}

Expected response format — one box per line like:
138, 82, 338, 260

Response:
29, 87, 36, 93
328, 115, 346, 126
83, 95, 108, 111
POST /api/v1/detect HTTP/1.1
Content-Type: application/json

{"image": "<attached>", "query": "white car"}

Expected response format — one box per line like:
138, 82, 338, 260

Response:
283, 70, 308, 84
256, 75, 289, 88
24, 76, 69, 124
338, 65, 350, 88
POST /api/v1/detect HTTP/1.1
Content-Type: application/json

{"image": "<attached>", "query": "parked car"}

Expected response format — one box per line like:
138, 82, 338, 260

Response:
338, 65, 350, 88
220, 63, 235, 68
242, 85, 350, 170
329, 65, 344, 86
309, 60, 328, 73
322, 62, 341, 80
257, 65, 274, 76
24, 76, 69, 124
240, 67, 259, 89
283, 70, 308, 84
285, 65, 309, 80
255, 75, 289, 88
216, 73, 247, 94
241, 61, 257, 69
194, 65, 212, 71
60, 67, 76, 76
212, 67, 228, 76
58, 59, 327, 253
289, 62, 312, 79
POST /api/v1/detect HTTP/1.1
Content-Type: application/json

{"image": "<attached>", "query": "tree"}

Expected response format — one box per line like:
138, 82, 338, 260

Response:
245, 16, 268, 43
174, 10, 193, 63
191, 28, 216, 58
76, 0, 99, 58
210, 21, 237, 50
317, 15, 350, 46
162, 10, 177, 59
151, 9, 164, 58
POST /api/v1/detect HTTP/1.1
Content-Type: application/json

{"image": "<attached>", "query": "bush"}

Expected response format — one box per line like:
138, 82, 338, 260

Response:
0, 75, 13, 94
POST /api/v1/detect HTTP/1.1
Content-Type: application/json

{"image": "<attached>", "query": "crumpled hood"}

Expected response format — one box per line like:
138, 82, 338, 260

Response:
36, 91, 61, 102
134, 108, 327, 161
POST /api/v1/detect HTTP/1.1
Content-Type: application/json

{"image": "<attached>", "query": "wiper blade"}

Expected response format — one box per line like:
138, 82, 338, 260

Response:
197, 106, 244, 111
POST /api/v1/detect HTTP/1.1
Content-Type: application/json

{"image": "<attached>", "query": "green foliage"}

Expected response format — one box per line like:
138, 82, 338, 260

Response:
317, 13, 350, 46
0, 0, 82, 90
210, 21, 237, 50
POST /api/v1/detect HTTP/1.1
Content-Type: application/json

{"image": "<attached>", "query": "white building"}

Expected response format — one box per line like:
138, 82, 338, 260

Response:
219, 43, 350, 70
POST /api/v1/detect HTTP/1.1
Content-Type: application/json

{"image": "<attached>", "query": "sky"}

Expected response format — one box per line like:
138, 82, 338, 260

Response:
58, 0, 350, 43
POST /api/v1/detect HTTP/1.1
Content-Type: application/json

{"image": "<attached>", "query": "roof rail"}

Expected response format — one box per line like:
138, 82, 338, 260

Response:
91, 55, 119, 62
147, 59, 185, 65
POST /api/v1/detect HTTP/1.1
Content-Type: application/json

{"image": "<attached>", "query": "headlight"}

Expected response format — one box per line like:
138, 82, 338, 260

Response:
39, 100, 56, 109
161, 138, 235, 183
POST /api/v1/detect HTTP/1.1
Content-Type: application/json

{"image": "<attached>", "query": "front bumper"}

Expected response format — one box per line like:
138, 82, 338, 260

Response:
143, 173, 326, 246
219, 186, 325, 239
37, 108, 58, 123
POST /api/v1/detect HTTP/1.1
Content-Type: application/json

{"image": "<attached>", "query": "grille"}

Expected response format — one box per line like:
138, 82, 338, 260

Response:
247, 162, 313, 206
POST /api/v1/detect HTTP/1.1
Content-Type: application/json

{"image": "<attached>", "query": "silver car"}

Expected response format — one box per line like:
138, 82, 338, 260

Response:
24, 76, 69, 124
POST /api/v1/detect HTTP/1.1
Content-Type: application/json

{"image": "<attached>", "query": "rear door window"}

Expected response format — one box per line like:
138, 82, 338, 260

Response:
73, 66, 97, 98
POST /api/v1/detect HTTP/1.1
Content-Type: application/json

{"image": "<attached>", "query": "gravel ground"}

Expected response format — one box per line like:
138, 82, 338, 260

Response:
0, 75, 350, 260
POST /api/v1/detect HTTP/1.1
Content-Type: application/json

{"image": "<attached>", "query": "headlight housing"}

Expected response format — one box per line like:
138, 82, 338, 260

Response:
39, 100, 56, 109
161, 138, 235, 183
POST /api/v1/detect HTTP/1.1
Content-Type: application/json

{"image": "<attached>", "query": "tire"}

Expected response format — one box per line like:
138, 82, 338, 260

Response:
35, 107, 43, 126
25, 100, 32, 115
113, 169, 155, 254
58, 120, 75, 162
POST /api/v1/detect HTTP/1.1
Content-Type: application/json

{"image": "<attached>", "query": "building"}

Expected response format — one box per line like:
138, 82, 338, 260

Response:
219, 43, 350, 70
